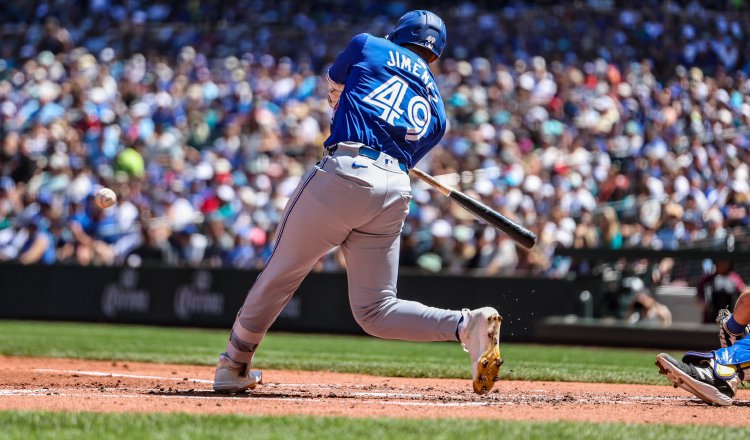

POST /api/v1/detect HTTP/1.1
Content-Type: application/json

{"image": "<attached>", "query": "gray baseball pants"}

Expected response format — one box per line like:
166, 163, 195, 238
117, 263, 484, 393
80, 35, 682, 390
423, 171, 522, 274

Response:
226, 142, 462, 364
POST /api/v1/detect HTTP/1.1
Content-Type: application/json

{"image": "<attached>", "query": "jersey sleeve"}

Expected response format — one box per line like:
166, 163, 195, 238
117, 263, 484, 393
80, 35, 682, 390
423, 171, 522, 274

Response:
328, 33, 369, 84
424, 101, 448, 149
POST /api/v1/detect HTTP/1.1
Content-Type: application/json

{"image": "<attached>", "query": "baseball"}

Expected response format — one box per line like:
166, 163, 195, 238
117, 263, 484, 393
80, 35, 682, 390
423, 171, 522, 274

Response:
95, 188, 117, 209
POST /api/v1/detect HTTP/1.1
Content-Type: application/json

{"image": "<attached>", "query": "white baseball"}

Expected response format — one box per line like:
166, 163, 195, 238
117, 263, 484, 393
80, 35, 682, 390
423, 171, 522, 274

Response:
95, 188, 117, 209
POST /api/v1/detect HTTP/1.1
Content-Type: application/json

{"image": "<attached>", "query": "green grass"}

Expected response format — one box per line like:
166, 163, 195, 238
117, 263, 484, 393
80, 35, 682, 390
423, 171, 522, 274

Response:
0, 320, 675, 384
2, 411, 747, 440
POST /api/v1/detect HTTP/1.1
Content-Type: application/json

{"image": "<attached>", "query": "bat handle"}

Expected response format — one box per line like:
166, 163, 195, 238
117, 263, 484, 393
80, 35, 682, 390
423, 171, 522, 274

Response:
409, 168, 452, 197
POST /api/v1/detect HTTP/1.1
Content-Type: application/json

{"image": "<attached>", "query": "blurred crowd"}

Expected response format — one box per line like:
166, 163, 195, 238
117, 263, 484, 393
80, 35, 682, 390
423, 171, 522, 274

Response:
2, 1, 750, 276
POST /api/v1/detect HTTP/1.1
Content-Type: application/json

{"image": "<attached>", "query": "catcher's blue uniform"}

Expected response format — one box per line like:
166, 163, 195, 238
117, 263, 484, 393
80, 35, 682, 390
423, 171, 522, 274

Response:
715, 337, 750, 367
681, 337, 750, 382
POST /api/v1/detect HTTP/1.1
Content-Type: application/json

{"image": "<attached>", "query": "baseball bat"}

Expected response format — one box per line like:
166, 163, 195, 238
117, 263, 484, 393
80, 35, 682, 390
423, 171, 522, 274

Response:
410, 167, 537, 249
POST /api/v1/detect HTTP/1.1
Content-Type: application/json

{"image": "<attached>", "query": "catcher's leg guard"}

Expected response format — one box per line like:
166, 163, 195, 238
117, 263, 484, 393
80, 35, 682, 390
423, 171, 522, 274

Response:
714, 336, 750, 371
683, 351, 745, 381
656, 352, 739, 406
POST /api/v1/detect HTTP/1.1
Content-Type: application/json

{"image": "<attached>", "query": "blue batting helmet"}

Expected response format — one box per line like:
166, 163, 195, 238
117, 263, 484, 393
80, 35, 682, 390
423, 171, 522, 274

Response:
386, 10, 447, 59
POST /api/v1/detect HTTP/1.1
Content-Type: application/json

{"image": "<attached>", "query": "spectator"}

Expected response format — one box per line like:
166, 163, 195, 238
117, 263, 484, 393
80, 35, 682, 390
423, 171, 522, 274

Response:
627, 291, 673, 328
17, 216, 55, 265
697, 260, 746, 323
125, 223, 173, 267
598, 206, 623, 250
1, 1, 750, 276
481, 231, 519, 276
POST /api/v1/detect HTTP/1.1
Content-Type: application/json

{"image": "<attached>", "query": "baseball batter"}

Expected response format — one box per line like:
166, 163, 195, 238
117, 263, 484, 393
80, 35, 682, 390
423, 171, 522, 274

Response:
213, 10, 503, 395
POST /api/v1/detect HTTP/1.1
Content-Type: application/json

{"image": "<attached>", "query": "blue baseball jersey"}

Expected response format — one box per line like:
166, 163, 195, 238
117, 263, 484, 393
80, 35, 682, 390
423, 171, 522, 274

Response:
325, 33, 447, 169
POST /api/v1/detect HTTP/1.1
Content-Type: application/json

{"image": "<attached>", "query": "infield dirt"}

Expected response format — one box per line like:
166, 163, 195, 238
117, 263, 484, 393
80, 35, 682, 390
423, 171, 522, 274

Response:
0, 355, 746, 425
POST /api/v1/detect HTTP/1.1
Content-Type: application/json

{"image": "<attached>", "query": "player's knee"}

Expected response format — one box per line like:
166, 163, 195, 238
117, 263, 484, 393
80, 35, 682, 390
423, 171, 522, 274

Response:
356, 320, 390, 338
353, 312, 387, 338
352, 301, 394, 338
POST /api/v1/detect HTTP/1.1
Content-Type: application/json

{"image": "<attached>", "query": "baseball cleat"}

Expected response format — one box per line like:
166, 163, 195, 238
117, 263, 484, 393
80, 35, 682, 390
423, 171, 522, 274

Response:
459, 307, 503, 395
655, 353, 736, 406
213, 353, 263, 394
716, 308, 749, 348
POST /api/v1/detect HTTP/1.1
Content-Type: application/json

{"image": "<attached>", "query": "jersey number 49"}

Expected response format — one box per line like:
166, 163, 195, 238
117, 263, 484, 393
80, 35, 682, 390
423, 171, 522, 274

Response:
363, 76, 431, 141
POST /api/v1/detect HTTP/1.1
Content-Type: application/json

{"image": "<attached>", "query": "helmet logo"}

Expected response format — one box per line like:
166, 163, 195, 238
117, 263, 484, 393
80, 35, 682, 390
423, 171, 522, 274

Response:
425, 36, 436, 49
